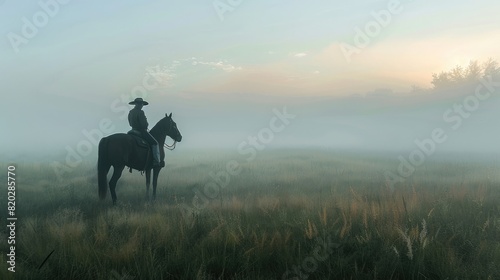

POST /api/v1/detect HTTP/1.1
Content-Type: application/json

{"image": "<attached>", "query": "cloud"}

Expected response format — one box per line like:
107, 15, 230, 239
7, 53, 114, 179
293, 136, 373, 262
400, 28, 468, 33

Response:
194, 60, 242, 72
158, 30, 500, 97
145, 65, 176, 87
293, 52, 308, 58
145, 57, 243, 90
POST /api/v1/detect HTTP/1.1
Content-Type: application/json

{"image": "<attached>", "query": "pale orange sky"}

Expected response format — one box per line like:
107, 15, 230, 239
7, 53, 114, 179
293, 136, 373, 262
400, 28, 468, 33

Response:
188, 30, 500, 97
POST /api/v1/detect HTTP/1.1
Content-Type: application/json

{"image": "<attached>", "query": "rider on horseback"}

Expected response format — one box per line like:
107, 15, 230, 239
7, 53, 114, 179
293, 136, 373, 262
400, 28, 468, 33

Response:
128, 98, 163, 167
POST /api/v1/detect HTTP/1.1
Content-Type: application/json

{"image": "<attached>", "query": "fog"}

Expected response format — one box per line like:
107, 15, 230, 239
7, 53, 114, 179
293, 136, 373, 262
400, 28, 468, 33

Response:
3, 84, 500, 163
2, 1, 500, 163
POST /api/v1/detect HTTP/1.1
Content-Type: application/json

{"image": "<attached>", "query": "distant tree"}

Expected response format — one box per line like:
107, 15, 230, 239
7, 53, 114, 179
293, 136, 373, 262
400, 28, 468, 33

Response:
431, 71, 451, 89
431, 58, 500, 90
449, 65, 465, 84
483, 58, 500, 78
464, 60, 482, 82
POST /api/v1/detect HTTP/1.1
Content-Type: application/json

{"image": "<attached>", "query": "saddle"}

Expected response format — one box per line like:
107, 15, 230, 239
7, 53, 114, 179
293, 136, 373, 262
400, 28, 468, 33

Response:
127, 130, 152, 173
127, 130, 149, 148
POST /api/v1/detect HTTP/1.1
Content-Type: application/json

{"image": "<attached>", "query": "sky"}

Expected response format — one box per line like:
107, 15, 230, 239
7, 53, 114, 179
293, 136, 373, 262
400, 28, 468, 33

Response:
1, 0, 500, 158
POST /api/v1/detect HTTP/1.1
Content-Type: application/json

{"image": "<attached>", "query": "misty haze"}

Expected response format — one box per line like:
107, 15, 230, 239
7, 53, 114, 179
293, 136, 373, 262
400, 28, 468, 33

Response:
1, 1, 500, 279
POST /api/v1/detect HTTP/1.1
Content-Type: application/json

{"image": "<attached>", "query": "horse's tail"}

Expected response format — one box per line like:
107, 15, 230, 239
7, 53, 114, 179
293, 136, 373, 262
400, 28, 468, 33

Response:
98, 137, 110, 200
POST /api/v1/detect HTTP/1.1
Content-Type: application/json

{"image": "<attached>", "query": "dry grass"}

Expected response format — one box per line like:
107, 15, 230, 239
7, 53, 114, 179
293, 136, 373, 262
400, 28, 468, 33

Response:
0, 150, 499, 279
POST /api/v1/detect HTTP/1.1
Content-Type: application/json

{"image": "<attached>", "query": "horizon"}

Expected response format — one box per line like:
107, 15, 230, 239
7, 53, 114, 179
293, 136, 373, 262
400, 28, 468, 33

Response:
2, 2, 500, 278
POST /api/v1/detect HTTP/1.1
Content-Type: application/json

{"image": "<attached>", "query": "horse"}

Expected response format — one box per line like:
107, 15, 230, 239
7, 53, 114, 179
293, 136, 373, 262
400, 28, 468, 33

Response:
97, 113, 182, 204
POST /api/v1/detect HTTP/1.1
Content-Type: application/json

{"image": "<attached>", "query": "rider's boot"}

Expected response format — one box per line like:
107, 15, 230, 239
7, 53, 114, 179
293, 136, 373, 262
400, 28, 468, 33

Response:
151, 144, 164, 167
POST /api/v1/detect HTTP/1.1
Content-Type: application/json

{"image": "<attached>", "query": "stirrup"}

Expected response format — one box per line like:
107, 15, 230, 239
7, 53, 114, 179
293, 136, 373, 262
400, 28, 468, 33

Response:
152, 161, 164, 167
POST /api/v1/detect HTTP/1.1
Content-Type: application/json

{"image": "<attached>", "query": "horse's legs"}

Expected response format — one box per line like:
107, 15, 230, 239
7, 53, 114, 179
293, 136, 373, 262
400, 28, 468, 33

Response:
145, 168, 152, 200
152, 167, 161, 200
109, 165, 125, 205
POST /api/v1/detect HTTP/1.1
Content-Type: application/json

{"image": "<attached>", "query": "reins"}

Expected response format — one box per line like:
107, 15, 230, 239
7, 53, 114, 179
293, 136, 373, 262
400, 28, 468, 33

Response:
163, 119, 177, 151
164, 141, 176, 150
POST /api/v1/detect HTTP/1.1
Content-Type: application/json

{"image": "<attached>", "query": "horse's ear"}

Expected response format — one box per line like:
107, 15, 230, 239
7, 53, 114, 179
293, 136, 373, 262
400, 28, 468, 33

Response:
168, 113, 172, 118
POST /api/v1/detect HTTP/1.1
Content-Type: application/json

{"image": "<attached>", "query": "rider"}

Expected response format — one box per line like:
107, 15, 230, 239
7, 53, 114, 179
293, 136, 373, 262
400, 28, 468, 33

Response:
128, 98, 163, 167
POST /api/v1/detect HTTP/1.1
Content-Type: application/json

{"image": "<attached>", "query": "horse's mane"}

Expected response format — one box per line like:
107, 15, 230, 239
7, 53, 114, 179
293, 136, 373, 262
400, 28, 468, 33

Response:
149, 116, 168, 136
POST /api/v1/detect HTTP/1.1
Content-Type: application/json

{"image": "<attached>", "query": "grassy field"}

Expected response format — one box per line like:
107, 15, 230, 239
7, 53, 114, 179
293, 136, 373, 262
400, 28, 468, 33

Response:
0, 149, 499, 279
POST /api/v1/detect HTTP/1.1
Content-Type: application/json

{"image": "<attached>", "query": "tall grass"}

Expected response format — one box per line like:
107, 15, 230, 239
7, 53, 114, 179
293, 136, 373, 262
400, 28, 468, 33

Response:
0, 150, 499, 279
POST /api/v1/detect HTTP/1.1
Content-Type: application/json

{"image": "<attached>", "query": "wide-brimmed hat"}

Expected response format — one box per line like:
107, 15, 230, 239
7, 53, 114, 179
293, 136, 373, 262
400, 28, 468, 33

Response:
129, 98, 149, 105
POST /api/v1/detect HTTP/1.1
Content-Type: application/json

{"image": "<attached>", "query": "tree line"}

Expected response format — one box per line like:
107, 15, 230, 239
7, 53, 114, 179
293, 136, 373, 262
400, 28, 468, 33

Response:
431, 58, 500, 90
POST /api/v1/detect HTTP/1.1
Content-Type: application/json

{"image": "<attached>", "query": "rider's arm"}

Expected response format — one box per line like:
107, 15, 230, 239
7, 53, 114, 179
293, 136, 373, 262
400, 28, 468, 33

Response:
139, 110, 149, 129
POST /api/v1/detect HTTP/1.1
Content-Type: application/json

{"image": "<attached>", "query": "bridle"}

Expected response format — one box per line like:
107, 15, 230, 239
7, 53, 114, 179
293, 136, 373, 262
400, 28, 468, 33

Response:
163, 119, 177, 151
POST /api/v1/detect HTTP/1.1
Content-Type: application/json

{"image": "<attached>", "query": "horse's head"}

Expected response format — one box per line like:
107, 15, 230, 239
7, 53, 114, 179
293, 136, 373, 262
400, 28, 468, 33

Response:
164, 113, 182, 142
